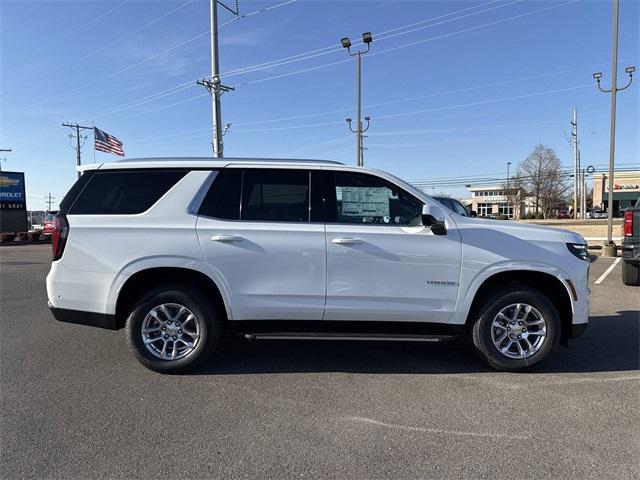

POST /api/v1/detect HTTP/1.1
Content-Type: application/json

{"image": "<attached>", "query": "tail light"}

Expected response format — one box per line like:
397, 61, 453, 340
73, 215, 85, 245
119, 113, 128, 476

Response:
623, 210, 633, 237
52, 214, 69, 261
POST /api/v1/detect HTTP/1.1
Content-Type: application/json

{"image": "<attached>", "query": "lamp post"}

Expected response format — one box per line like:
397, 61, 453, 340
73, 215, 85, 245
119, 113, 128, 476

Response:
591, 0, 635, 256
341, 32, 372, 167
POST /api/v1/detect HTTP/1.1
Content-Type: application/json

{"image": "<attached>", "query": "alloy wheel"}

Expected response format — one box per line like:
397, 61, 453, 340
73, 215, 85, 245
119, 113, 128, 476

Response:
490, 303, 547, 359
141, 303, 201, 361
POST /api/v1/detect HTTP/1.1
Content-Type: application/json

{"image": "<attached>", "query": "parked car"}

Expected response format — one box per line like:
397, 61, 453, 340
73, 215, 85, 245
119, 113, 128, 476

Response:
432, 196, 476, 217
41, 211, 58, 237
47, 158, 590, 373
621, 197, 640, 286
586, 209, 607, 219
557, 210, 570, 219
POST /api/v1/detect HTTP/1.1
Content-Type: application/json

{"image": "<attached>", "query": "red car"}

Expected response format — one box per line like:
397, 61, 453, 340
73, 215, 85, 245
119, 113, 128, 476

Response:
42, 211, 58, 237
557, 210, 570, 219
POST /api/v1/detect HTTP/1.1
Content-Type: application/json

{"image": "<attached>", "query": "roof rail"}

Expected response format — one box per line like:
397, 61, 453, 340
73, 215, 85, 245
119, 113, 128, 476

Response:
116, 157, 344, 165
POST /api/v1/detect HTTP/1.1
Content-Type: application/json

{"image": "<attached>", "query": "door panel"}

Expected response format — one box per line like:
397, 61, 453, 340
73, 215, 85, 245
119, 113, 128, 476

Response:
325, 224, 461, 322
197, 219, 326, 320
196, 168, 326, 321
322, 170, 462, 323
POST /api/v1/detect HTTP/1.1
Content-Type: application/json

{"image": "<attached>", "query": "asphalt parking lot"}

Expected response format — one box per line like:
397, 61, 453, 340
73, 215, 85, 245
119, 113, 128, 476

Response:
1, 244, 638, 479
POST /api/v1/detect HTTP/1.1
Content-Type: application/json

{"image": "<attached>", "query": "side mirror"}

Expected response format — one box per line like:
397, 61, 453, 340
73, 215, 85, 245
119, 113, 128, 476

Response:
422, 203, 447, 235
470, 210, 477, 217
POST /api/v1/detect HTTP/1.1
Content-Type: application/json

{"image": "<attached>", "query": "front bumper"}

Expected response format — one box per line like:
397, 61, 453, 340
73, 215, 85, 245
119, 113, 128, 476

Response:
49, 303, 118, 330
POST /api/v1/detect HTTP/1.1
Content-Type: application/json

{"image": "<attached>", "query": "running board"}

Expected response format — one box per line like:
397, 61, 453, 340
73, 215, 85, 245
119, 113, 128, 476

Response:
243, 332, 457, 343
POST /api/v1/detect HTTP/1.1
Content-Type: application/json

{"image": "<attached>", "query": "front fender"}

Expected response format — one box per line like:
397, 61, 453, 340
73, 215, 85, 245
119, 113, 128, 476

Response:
449, 260, 575, 325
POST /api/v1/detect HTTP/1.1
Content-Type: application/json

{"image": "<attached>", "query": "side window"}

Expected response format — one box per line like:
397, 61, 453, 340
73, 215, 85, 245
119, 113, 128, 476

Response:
198, 169, 241, 220
58, 170, 95, 214
328, 172, 423, 225
241, 169, 310, 222
68, 170, 187, 215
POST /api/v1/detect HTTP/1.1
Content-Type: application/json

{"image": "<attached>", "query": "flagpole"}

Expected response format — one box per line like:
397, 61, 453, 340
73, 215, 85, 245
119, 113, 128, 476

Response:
92, 123, 96, 164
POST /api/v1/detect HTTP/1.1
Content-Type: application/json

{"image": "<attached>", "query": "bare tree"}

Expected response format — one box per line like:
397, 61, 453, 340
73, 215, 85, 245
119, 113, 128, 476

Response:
516, 144, 568, 218
501, 175, 525, 219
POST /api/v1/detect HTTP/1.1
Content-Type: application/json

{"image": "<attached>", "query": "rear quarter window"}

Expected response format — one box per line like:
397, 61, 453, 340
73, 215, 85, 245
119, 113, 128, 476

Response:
68, 170, 187, 215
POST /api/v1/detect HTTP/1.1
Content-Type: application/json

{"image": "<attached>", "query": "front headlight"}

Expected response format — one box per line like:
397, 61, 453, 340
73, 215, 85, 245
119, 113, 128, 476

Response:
567, 243, 589, 261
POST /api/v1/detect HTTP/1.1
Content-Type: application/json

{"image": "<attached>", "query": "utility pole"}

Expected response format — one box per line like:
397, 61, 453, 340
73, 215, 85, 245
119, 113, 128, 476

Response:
197, 0, 237, 158
581, 163, 587, 221
341, 32, 373, 166
0, 148, 11, 172
506, 161, 511, 218
571, 108, 579, 219
592, 0, 635, 255
45, 193, 55, 212
62, 123, 92, 179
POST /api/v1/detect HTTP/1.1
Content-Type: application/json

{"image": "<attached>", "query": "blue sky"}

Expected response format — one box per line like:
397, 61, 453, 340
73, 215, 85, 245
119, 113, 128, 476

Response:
1, 0, 638, 210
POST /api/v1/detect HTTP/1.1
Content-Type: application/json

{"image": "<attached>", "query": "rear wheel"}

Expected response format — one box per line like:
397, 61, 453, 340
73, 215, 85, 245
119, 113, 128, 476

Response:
622, 260, 640, 286
470, 285, 560, 371
125, 284, 221, 373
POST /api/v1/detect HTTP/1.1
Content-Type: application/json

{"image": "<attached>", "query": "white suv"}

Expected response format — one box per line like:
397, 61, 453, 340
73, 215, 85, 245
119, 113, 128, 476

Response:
47, 158, 590, 373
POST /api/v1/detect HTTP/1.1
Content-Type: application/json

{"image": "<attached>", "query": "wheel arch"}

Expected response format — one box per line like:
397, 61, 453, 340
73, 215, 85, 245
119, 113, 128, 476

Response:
114, 267, 229, 329
464, 270, 573, 345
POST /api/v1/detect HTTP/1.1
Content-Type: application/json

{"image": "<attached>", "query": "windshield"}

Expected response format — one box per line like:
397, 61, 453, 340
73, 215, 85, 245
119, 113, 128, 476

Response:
449, 199, 469, 216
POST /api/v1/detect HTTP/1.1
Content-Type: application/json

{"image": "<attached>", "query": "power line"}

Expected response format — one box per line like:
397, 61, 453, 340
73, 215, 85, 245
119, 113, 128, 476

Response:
20, 0, 299, 130
25, 1, 129, 59
372, 84, 593, 122
47, 0, 198, 75
235, 0, 580, 87
220, 0, 508, 78
18, 0, 524, 119
126, 81, 595, 147
19, 0, 581, 130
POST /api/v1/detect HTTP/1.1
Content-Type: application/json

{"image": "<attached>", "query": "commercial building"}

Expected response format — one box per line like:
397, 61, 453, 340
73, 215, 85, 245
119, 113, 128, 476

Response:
467, 186, 521, 219
592, 170, 640, 216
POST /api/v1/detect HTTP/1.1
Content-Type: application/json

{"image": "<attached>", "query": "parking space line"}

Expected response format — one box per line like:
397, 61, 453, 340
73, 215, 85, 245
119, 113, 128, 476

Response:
594, 257, 621, 285
348, 416, 529, 440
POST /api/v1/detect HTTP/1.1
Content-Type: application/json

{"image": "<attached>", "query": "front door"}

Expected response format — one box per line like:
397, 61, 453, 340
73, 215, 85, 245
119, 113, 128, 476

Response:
196, 168, 326, 321
321, 170, 462, 323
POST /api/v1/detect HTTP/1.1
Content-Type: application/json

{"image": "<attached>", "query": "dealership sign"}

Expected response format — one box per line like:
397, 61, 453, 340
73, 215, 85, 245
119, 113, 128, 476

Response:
605, 183, 640, 192
0, 171, 26, 210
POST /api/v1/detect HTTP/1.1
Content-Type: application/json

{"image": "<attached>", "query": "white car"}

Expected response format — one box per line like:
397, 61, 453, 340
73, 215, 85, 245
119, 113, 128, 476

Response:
47, 158, 590, 373
587, 210, 607, 219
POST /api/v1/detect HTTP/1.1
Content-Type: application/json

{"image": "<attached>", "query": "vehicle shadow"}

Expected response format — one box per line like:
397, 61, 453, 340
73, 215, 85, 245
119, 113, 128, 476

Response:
196, 310, 639, 375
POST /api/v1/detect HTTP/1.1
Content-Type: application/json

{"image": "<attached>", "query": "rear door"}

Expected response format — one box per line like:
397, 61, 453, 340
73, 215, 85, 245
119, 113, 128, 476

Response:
196, 167, 326, 321
320, 170, 462, 323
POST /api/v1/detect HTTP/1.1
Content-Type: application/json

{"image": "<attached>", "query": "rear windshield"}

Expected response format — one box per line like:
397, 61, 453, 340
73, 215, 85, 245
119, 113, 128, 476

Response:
65, 170, 187, 215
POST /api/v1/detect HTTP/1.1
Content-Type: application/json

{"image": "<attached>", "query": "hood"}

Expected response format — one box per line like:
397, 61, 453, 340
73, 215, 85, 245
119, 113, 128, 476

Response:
453, 215, 586, 245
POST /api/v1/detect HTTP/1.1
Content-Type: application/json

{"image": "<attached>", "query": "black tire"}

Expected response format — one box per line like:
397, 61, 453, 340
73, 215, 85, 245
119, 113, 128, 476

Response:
622, 260, 640, 286
125, 284, 222, 373
470, 285, 560, 372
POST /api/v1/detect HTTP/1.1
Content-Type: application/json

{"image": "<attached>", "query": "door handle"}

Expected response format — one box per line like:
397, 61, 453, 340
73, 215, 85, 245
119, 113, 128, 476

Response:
332, 237, 363, 245
211, 234, 243, 242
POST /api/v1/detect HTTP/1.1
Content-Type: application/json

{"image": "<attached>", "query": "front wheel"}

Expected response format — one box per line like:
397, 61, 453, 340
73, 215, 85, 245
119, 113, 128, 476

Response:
470, 285, 560, 371
125, 284, 221, 373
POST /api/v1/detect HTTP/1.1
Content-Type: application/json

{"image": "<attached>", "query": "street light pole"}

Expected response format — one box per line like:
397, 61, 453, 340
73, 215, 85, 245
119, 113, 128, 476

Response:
341, 33, 372, 166
592, 0, 635, 255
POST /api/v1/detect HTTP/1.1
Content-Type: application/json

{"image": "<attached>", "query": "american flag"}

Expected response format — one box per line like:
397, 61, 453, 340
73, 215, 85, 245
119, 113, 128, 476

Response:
94, 127, 124, 156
